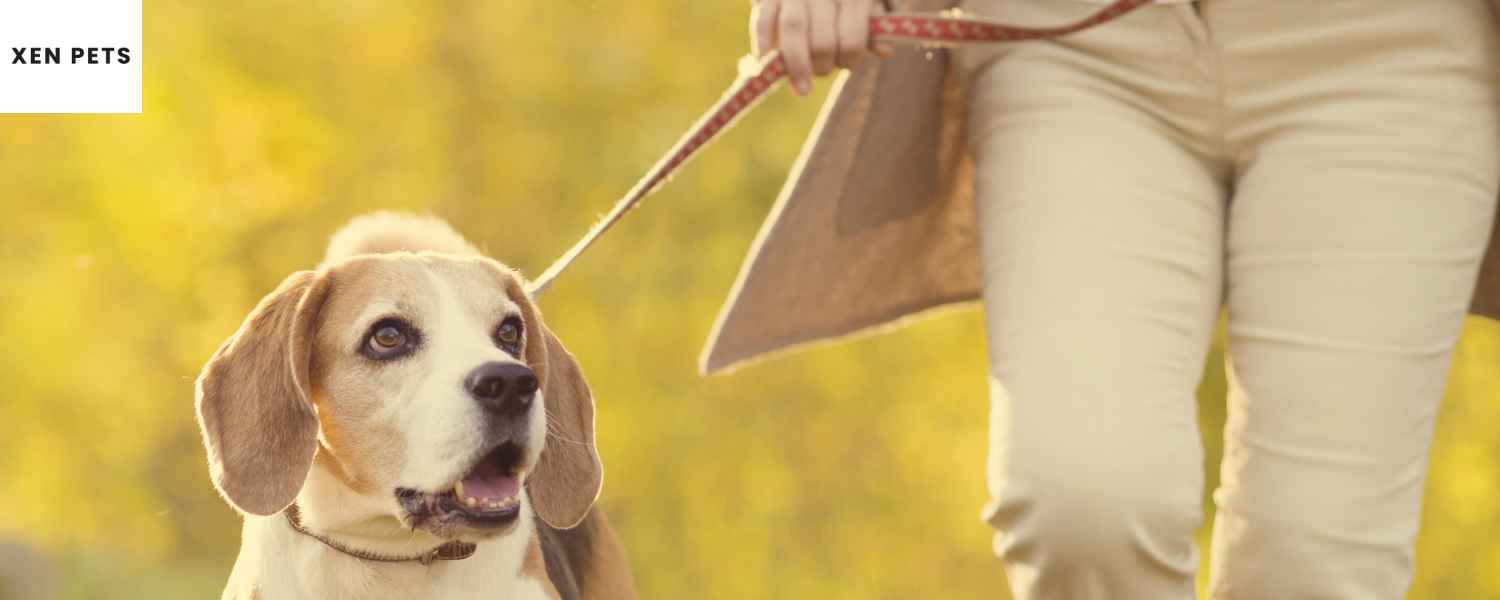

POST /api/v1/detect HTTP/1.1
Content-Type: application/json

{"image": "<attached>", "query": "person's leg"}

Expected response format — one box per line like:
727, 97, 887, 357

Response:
962, 2, 1227, 597
1211, 0, 1500, 597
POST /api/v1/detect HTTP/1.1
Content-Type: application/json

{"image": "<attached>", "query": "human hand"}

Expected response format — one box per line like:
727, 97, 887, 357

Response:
750, 0, 895, 96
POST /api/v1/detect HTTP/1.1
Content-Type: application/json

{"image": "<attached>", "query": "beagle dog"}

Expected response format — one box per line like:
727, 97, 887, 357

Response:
195, 213, 635, 600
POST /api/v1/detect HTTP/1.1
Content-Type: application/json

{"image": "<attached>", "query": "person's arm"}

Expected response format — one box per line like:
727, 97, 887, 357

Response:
749, 0, 894, 97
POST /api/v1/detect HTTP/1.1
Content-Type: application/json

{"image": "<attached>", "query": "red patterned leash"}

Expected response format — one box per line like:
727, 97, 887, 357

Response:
528, 0, 1153, 295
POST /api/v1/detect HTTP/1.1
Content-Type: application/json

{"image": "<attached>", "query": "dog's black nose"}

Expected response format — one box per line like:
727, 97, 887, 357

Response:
465, 362, 538, 417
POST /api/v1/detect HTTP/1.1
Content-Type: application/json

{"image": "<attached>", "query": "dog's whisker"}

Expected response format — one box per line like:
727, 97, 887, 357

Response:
541, 415, 587, 446
546, 430, 588, 446
545, 424, 584, 443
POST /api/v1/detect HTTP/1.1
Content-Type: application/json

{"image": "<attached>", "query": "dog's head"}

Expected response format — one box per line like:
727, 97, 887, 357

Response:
194, 249, 600, 540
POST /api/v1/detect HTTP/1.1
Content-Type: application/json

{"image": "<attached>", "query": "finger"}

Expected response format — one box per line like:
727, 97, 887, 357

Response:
752, 0, 780, 58
807, 0, 837, 77
779, 0, 814, 95
834, 0, 871, 70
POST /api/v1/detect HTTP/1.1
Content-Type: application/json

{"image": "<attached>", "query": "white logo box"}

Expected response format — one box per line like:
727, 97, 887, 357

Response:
0, 0, 142, 114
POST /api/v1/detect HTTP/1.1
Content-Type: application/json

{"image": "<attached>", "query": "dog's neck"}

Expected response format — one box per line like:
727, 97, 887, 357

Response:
295, 462, 453, 557
222, 464, 553, 600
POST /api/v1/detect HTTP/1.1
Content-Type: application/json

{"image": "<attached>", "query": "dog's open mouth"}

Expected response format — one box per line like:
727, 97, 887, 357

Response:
397, 442, 527, 531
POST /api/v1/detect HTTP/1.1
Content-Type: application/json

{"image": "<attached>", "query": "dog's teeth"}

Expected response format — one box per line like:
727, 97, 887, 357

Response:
454, 480, 466, 498
465, 496, 478, 508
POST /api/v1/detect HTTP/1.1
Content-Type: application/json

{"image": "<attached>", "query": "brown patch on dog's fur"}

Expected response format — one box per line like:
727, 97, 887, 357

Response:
538, 508, 637, 600
524, 533, 564, 600
310, 389, 376, 494
577, 509, 637, 600
305, 256, 429, 493
196, 270, 332, 516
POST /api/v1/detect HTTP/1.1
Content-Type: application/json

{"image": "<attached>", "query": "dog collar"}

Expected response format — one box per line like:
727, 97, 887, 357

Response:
283, 504, 477, 565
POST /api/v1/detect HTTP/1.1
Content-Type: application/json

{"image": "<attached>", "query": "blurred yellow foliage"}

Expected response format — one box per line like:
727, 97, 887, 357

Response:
0, 1, 1496, 598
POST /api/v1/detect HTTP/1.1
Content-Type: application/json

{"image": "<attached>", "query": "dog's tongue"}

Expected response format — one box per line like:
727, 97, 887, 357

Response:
456, 458, 519, 502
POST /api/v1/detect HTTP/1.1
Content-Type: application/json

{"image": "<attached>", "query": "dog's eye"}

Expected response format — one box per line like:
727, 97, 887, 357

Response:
494, 317, 523, 354
372, 326, 405, 349
362, 319, 418, 360
496, 321, 521, 344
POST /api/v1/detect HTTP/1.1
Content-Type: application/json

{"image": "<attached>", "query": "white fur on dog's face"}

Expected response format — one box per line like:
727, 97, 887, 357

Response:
307, 253, 545, 539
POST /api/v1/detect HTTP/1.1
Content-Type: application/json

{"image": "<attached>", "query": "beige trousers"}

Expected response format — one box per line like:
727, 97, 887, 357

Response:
958, 0, 1500, 598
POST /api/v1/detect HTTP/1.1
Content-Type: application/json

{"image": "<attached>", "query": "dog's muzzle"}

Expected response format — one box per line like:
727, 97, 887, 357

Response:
396, 442, 530, 533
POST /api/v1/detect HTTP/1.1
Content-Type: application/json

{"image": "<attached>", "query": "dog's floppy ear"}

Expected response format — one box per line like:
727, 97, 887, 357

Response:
195, 270, 331, 516
517, 289, 603, 529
